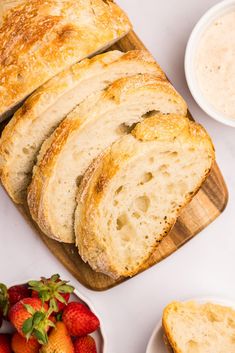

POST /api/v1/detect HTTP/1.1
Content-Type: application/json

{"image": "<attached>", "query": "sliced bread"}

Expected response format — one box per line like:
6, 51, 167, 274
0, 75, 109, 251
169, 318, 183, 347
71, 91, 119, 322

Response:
28, 74, 188, 244
75, 115, 214, 278
0, 50, 164, 204
0, 0, 131, 121
163, 301, 235, 353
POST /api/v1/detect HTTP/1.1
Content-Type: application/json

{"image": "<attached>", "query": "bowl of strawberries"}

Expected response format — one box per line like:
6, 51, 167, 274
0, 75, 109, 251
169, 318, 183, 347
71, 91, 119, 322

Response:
0, 274, 105, 353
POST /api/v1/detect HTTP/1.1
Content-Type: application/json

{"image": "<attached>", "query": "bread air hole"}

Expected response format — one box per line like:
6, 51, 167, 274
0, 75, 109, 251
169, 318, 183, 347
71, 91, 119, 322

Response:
159, 164, 168, 172
139, 172, 153, 185
116, 122, 137, 136
116, 213, 128, 230
142, 110, 159, 119
135, 195, 150, 213
186, 340, 199, 352
115, 185, 123, 195
17, 73, 23, 82
76, 175, 83, 187
132, 212, 140, 219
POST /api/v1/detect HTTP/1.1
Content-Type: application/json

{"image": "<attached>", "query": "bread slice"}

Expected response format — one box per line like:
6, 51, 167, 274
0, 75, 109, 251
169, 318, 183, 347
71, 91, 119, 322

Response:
0, 50, 164, 204
28, 74, 188, 244
0, 0, 131, 121
75, 115, 214, 278
163, 301, 235, 353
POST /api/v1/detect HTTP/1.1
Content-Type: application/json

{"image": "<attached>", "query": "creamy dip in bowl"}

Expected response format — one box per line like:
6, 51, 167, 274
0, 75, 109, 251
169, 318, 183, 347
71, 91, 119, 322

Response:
185, 0, 235, 127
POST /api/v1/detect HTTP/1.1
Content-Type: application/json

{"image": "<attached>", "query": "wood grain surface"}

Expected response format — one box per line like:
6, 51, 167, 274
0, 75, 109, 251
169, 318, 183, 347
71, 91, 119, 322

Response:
0, 31, 228, 291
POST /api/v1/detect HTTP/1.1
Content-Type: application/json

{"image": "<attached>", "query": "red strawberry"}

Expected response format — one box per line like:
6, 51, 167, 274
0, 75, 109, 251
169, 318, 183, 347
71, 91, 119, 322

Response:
62, 302, 100, 336
29, 274, 74, 313
74, 336, 97, 353
8, 285, 31, 307
0, 334, 12, 353
11, 333, 40, 353
9, 298, 54, 344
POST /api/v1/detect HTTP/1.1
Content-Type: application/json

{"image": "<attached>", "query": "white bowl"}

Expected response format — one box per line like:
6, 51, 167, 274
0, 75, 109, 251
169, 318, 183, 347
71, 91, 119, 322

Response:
185, 0, 235, 127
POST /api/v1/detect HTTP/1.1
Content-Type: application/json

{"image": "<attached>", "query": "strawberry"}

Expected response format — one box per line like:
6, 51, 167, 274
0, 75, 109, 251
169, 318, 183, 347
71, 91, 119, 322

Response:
0, 334, 12, 353
9, 298, 54, 344
0, 283, 31, 321
29, 274, 74, 313
8, 285, 31, 307
40, 322, 74, 353
74, 336, 97, 353
62, 302, 100, 336
11, 333, 40, 353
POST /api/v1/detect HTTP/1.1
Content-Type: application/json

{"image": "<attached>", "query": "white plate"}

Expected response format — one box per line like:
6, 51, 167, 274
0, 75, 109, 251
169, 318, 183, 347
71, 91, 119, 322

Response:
0, 281, 106, 353
146, 297, 235, 353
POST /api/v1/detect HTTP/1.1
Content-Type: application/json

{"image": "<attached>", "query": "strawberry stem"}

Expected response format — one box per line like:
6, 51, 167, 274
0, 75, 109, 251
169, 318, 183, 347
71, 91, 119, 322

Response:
28, 274, 74, 312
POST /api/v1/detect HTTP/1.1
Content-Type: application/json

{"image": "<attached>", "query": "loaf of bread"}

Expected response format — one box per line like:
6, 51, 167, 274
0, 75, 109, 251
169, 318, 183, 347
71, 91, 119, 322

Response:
163, 301, 235, 353
0, 50, 164, 204
75, 115, 214, 278
28, 74, 188, 244
0, 0, 131, 121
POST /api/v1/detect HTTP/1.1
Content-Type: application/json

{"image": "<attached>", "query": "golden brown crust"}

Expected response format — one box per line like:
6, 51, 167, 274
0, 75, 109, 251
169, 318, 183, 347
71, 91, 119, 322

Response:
27, 117, 81, 240
27, 74, 187, 242
163, 333, 175, 353
162, 301, 235, 353
75, 115, 215, 278
0, 49, 164, 204
0, 0, 131, 120
77, 162, 213, 279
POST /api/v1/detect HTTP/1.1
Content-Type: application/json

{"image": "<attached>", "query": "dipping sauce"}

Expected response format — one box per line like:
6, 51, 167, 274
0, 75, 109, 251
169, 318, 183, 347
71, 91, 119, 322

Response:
195, 11, 235, 120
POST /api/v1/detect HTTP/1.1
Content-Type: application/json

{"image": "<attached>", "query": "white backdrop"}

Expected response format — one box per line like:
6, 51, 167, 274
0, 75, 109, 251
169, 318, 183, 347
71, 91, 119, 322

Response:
0, 1, 235, 352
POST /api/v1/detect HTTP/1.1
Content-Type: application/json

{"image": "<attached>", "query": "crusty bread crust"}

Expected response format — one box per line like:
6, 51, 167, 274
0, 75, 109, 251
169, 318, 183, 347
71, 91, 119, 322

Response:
75, 115, 214, 278
0, 0, 131, 120
162, 303, 184, 353
27, 75, 188, 243
0, 49, 163, 204
163, 301, 235, 353
163, 334, 175, 353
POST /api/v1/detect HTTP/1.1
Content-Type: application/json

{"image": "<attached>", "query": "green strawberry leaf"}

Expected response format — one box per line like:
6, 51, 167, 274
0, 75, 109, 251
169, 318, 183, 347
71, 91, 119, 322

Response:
56, 312, 63, 321
51, 274, 60, 282
49, 297, 59, 312
47, 319, 55, 328
22, 317, 34, 335
24, 304, 35, 316
34, 329, 48, 345
54, 292, 67, 304
58, 284, 74, 293
33, 311, 45, 325
39, 290, 51, 302
0, 283, 9, 316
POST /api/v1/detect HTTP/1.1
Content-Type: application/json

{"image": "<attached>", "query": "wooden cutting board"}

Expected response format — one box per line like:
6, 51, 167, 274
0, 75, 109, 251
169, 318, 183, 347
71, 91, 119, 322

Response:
0, 31, 228, 291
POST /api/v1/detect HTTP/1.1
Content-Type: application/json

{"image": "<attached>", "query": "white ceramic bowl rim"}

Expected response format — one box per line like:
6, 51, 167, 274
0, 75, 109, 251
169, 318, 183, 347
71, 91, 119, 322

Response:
185, 0, 235, 127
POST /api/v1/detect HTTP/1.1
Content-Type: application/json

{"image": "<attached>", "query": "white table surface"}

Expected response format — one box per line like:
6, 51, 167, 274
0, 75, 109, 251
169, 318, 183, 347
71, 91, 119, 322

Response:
1, 1, 235, 352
